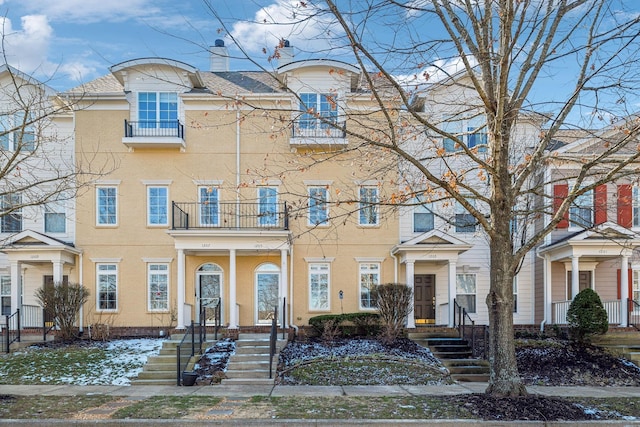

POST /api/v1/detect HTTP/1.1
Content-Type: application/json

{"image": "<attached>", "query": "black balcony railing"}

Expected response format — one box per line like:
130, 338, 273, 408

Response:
124, 120, 185, 139
172, 201, 289, 230
291, 122, 346, 139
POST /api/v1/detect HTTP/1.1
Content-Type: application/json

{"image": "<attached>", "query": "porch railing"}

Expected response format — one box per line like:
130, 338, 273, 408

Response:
124, 120, 184, 139
553, 299, 622, 325
171, 201, 289, 230
291, 122, 346, 139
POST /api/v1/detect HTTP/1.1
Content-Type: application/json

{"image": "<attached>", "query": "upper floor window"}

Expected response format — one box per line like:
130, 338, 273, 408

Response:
359, 186, 379, 226
632, 187, 640, 228
442, 117, 487, 153
414, 199, 434, 233
455, 199, 476, 233
570, 189, 593, 228
96, 186, 117, 226
199, 186, 219, 226
299, 93, 337, 129
0, 112, 35, 152
148, 186, 169, 226
258, 186, 278, 226
308, 186, 329, 226
138, 92, 178, 129
44, 202, 66, 234
1, 193, 22, 233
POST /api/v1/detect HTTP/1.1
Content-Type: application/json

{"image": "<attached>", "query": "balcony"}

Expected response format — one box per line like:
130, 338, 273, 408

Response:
171, 201, 289, 230
290, 122, 347, 148
122, 120, 186, 150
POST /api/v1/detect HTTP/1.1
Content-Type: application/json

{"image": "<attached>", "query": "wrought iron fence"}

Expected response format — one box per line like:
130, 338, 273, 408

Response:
124, 120, 184, 138
172, 201, 289, 230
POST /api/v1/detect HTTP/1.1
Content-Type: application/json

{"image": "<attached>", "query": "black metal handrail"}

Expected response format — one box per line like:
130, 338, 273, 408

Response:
453, 298, 477, 357
171, 201, 289, 230
176, 321, 203, 386
3, 309, 21, 354
124, 120, 184, 139
269, 304, 279, 379
629, 299, 640, 330
291, 121, 347, 138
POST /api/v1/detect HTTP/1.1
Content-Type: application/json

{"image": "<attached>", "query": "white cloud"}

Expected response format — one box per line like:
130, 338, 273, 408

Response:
18, 0, 163, 24
0, 15, 52, 73
395, 56, 479, 90
229, 0, 345, 61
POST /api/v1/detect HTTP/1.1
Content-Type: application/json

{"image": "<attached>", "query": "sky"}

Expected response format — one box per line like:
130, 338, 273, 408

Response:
0, 0, 639, 126
0, 0, 303, 90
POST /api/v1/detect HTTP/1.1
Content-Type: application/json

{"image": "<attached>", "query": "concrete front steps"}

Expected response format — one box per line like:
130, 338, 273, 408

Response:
592, 331, 640, 365
221, 333, 287, 386
409, 330, 490, 382
131, 334, 202, 386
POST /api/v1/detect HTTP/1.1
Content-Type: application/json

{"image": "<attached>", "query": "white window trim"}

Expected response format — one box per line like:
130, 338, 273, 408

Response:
308, 262, 331, 312
456, 272, 477, 314
307, 185, 330, 227
358, 262, 380, 311
95, 186, 118, 227
96, 263, 118, 312
147, 263, 170, 312
146, 185, 169, 227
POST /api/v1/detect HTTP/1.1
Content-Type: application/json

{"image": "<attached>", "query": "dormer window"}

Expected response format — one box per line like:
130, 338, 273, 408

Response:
299, 93, 337, 130
138, 92, 178, 129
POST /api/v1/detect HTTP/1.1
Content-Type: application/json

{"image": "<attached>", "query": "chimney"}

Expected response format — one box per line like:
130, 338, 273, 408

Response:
210, 39, 229, 72
277, 40, 294, 67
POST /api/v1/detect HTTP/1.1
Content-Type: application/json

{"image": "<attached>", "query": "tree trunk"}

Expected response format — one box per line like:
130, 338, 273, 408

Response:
485, 231, 527, 397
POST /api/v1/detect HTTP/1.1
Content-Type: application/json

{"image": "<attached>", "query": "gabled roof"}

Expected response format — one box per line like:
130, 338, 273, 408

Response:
2, 229, 77, 250
0, 64, 56, 97
392, 229, 472, 257
538, 221, 640, 259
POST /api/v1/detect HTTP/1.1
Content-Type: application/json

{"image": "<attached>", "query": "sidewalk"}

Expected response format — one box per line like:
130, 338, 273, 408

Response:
2, 383, 640, 426
3, 382, 640, 398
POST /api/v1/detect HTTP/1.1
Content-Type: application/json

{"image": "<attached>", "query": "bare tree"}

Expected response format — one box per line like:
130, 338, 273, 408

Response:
0, 63, 113, 236
206, 0, 640, 396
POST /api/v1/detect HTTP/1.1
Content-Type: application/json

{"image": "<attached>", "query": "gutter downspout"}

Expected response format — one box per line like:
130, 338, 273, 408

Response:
79, 252, 83, 333
390, 250, 398, 283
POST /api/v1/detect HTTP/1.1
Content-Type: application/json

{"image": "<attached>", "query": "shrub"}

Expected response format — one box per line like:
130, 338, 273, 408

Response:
374, 283, 413, 344
308, 312, 381, 339
566, 288, 608, 343
36, 282, 90, 342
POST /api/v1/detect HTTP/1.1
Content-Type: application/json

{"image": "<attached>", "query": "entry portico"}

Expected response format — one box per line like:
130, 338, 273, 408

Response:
168, 229, 291, 329
1, 230, 81, 321
392, 229, 472, 328
537, 222, 640, 327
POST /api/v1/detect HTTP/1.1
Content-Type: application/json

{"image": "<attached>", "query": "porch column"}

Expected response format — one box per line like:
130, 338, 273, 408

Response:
229, 249, 238, 329
448, 260, 457, 327
621, 254, 630, 327
544, 255, 552, 327
176, 249, 186, 329
280, 249, 288, 329
405, 260, 415, 329
10, 261, 20, 313
52, 261, 64, 284
571, 255, 580, 299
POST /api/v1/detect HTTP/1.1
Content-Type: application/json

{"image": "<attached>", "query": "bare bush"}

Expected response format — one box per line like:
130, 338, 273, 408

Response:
36, 282, 89, 341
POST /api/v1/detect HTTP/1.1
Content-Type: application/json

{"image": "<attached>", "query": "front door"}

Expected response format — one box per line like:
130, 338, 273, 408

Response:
567, 271, 592, 299
256, 263, 280, 324
197, 270, 221, 326
414, 274, 435, 323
